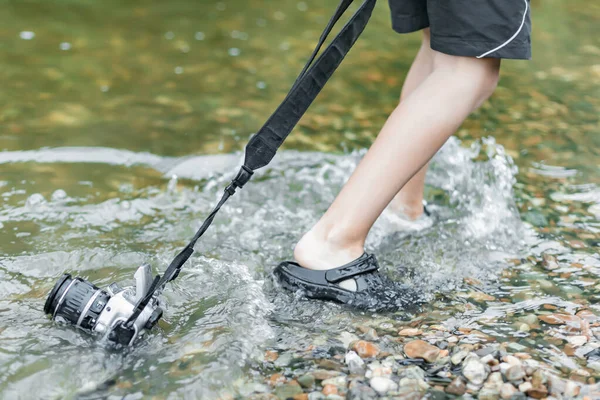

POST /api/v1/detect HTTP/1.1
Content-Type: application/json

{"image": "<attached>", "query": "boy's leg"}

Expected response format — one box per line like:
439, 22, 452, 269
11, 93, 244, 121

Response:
388, 29, 434, 220
295, 51, 501, 291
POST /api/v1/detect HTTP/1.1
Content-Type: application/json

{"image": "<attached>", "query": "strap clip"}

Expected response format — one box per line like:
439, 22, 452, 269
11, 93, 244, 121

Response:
232, 165, 254, 189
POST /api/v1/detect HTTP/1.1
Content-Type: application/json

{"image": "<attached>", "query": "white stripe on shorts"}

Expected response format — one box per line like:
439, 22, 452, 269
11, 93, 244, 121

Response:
477, 0, 529, 58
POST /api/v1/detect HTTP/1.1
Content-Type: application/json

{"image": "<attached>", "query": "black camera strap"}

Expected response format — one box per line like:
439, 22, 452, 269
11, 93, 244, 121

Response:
126, 0, 377, 325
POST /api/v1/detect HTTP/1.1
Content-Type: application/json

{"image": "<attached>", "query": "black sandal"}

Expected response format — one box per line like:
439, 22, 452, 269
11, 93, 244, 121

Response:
274, 253, 415, 311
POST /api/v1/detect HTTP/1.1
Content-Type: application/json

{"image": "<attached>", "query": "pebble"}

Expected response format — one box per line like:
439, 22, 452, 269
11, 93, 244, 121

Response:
321, 376, 346, 389
274, 383, 303, 399
345, 351, 365, 375
462, 356, 489, 386
403, 340, 440, 362
507, 343, 527, 352
567, 335, 588, 347
339, 332, 360, 349
451, 350, 469, 365
369, 377, 397, 394
312, 370, 342, 381
308, 392, 326, 400
298, 374, 315, 389
352, 341, 380, 359
346, 383, 377, 400
478, 387, 500, 400
322, 384, 337, 396
505, 365, 526, 382
564, 381, 581, 397
445, 377, 466, 396
518, 382, 532, 392
526, 385, 548, 399
500, 382, 518, 399
398, 328, 422, 336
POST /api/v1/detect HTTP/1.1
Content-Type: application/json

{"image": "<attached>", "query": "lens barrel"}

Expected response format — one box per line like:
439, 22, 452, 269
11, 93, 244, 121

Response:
44, 274, 110, 331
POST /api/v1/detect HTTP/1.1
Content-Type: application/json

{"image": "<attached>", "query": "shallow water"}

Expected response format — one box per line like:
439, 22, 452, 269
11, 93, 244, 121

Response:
1, 0, 599, 399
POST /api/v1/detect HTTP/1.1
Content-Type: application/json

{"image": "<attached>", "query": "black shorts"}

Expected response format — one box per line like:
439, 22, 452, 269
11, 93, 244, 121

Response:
388, 0, 531, 60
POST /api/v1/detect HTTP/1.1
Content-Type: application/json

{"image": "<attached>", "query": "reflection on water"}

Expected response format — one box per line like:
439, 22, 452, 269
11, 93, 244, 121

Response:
0, 0, 599, 398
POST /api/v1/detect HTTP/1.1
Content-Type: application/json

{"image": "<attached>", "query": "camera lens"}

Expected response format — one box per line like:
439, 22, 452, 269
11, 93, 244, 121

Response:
44, 274, 110, 331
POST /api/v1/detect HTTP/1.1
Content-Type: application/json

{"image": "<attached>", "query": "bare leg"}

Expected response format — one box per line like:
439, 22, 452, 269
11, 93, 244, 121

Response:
295, 51, 501, 291
389, 29, 434, 220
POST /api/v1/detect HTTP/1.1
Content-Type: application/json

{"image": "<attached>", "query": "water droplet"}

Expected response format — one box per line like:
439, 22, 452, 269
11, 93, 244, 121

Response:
167, 175, 178, 193
51, 189, 67, 201
256, 81, 267, 89
100, 85, 109, 92
59, 42, 71, 51
273, 11, 286, 21
174, 66, 184, 74
195, 32, 205, 41
165, 31, 175, 40
19, 31, 35, 40
279, 42, 290, 51
26, 193, 46, 208
180, 44, 190, 53
216, 2, 226, 11
228, 47, 240, 57
297, 2, 308, 11
256, 18, 267, 27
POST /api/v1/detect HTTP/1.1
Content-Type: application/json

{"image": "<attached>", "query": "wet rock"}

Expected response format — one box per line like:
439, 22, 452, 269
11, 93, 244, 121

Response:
462, 356, 489, 386
398, 365, 425, 381
352, 341, 380, 359
518, 381, 532, 392
322, 384, 337, 396
567, 335, 588, 347
507, 343, 527, 352
526, 385, 548, 399
269, 373, 286, 386
274, 352, 293, 367
338, 332, 360, 349
403, 340, 440, 362
398, 328, 422, 336
564, 381, 580, 398
451, 350, 469, 365
298, 374, 315, 389
308, 392, 326, 400
345, 351, 365, 375
538, 313, 581, 327
324, 395, 344, 400
542, 253, 560, 270
485, 372, 504, 391
293, 395, 308, 400
312, 370, 342, 381
321, 376, 346, 389
275, 382, 303, 400
369, 377, 397, 394
445, 377, 466, 396
358, 326, 379, 341
346, 384, 377, 400
399, 377, 428, 391
546, 374, 565, 396
478, 387, 500, 400
500, 382, 518, 399
265, 350, 279, 362
530, 370, 547, 388
504, 365, 526, 382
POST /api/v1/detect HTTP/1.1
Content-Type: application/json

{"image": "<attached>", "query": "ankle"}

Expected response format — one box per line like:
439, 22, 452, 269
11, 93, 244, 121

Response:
294, 228, 364, 270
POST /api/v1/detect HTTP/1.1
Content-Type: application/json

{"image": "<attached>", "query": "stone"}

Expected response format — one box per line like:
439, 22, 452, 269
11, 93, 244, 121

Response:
322, 384, 337, 396
451, 350, 469, 365
324, 395, 344, 400
564, 381, 580, 398
308, 392, 326, 400
503, 355, 521, 366
275, 383, 303, 400
508, 393, 526, 400
265, 350, 279, 362
398, 365, 425, 381
507, 342, 527, 352
526, 385, 548, 399
398, 328, 423, 336
500, 382, 518, 399
338, 332, 360, 349
546, 374, 565, 395
462, 356, 489, 386
518, 382, 532, 392
445, 377, 466, 396
485, 372, 504, 390
505, 365, 526, 382
274, 352, 293, 367
298, 374, 315, 389
345, 351, 365, 375
352, 341, 380, 359
312, 370, 342, 381
269, 373, 286, 386
530, 370, 547, 388
369, 377, 397, 394
403, 340, 440, 362
478, 387, 500, 400
538, 313, 581, 327
346, 384, 376, 400
399, 377, 428, 391
293, 395, 308, 400
567, 335, 588, 347
321, 376, 347, 389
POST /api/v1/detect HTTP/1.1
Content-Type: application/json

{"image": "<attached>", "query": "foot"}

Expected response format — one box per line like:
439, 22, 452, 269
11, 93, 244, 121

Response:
294, 230, 364, 292
385, 200, 433, 231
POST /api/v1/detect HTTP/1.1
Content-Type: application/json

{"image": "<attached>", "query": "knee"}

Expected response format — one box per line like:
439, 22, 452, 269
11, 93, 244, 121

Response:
475, 60, 500, 102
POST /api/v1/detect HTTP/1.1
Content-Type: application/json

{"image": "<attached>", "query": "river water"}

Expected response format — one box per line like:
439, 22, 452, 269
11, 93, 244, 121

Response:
1, 0, 599, 399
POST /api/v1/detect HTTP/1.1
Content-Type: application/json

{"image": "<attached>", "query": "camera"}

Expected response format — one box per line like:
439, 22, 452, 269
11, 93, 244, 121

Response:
44, 265, 163, 345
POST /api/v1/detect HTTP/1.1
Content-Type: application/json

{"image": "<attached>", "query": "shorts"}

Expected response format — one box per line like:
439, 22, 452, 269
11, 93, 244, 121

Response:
388, 0, 532, 60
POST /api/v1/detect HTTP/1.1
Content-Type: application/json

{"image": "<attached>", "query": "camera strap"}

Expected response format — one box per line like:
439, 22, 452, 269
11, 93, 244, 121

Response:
126, 0, 377, 325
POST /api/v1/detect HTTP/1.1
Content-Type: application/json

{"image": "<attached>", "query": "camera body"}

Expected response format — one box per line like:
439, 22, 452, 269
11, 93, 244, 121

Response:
44, 265, 163, 345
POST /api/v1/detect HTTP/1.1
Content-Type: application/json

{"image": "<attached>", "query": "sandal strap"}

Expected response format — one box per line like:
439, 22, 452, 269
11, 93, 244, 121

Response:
325, 253, 379, 284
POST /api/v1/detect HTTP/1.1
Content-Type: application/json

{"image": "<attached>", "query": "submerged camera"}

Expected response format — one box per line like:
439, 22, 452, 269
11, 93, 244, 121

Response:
44, 265, 163, 345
